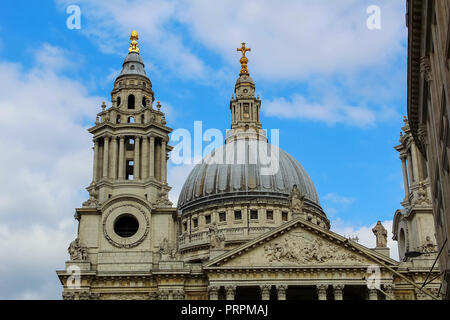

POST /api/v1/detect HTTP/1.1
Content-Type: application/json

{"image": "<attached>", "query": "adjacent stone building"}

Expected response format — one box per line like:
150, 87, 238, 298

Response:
406, 0, 450, 298
57, 31, 442, 300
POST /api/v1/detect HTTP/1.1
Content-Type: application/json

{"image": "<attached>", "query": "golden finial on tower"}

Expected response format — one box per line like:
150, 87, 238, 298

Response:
237, 42, 251, 74
129, 30, 140, 53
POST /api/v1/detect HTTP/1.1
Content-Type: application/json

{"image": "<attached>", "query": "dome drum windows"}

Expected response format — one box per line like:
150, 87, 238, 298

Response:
250, 210, 258, 220
192, 217, 199, 229
266, 210, 274, 221
219, 212, 227, 222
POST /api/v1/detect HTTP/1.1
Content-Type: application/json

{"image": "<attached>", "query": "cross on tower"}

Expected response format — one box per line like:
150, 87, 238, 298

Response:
237, 42, 251, 57
237, 42, 251, 74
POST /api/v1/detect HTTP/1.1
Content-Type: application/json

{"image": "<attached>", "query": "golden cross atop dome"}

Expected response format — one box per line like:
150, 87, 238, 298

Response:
237, 42, 251, 74
129, 30, 140, 53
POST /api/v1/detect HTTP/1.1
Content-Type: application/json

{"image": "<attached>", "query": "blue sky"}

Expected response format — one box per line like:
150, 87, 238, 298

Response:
0, 0, 407, 299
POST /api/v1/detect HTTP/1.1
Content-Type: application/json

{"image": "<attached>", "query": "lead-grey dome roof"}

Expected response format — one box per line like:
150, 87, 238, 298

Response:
117, 52, 148, 79
177, 140, 321, 210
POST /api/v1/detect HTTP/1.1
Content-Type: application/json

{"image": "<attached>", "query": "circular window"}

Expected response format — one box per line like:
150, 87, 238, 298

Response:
114, 215, 139, 238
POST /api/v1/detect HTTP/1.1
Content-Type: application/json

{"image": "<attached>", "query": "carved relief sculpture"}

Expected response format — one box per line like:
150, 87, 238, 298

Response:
82, 186, 99, 208
159, 237, 177, 260
420, 236, 436, 254
415, 182, 431, 205
263, 233, 366, 265
68, 237, 88, 261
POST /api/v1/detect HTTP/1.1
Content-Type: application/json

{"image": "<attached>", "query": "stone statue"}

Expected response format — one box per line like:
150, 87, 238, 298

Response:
159, 238, 177, 260
209, 223, 225, 249
289, 184, 305, 213
82, 186, 99, 208
372, 221, 388, 248
420, 236, 436, 254
154, 189, 173, 208
68, 237, 87, 261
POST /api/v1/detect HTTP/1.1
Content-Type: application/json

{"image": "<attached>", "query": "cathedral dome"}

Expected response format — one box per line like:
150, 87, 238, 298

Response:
177, 140, 321, 211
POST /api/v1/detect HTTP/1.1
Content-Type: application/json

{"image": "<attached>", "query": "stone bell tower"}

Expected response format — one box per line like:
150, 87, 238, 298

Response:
58, 31, 178, 300
226, 42, 266, 143
87, 30, 172, 206
393, 117, 437, 263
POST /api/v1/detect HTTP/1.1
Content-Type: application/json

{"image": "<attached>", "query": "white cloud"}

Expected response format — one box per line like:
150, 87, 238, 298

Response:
54, 0, 405, 128
264, 94, 376, 127
56, 0, 214, 81
33, 44, 75, 72
178, 0, 406, 79
0, 45, 103, 299
55, 0, 405, 80
331, 219, 399, 261
323, 192, 356, 205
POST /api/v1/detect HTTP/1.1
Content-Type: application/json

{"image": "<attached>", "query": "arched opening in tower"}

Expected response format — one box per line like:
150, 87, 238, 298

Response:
128, 94, 135, 109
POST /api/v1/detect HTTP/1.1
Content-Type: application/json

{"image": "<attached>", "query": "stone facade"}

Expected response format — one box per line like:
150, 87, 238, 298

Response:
57, 31, 442, 300
406, 0, 450, 298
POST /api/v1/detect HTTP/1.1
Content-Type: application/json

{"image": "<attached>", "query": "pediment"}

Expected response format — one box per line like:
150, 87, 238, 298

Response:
205, 218, 398, 269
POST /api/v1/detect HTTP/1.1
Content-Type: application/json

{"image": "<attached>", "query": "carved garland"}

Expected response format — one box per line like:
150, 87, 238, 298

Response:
102, 203, 150, 248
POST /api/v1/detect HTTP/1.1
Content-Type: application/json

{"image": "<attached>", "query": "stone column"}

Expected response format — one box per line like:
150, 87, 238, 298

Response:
149, 135, 155, 178
111, 136, 118, 179
102, 135, 109, 178
276, 285, 287, 300
118, 136, 125, 179
92, 138, 99, 182
142, 136, 148, 179
225, 285, 236, 300
208, 286, 219, 300
134, 136, 140, 180
368, 288, 378, 300
260, 285, 271, 300
410, 142, 421, 183
161, 138, 167, 183
333, 284, 344, 300
407, 153, 415, 184
316, 284, 328, 300
400, 155, 409, 199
